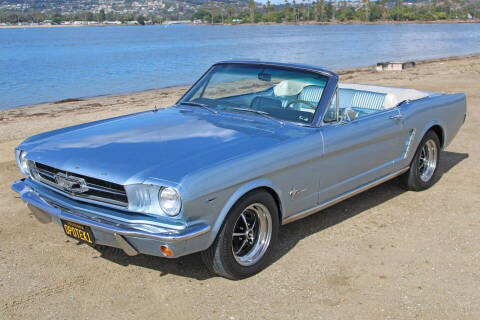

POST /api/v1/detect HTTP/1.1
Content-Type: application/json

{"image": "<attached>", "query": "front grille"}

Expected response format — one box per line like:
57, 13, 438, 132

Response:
30, 162, 128, 207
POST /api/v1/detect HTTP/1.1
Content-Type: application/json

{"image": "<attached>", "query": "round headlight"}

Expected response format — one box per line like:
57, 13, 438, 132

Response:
16, 150, 30, 175
159, 187, 182, 216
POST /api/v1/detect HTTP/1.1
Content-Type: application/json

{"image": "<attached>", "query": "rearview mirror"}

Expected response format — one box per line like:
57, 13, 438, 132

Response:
258, 72, 271, 82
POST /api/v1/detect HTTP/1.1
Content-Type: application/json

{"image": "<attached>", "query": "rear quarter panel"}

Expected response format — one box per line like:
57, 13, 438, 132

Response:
398, 93, 466, 168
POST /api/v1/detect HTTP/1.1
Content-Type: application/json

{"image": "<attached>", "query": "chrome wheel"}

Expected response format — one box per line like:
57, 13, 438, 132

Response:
418, 139, 438, 182
232, 203, 272, 267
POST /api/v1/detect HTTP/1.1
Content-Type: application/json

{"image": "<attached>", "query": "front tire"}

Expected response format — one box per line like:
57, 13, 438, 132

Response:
400, 130, 441, 191
201, 190, 279, 279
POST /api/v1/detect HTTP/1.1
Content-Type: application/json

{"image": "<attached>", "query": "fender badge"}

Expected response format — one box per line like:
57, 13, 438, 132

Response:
289, 187, 306, 199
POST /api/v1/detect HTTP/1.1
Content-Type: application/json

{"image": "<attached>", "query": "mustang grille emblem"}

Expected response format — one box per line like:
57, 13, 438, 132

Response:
54, 173, 88, 194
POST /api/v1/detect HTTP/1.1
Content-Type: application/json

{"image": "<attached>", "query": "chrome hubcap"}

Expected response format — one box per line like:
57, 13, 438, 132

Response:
232, 203, 272, 266
418, 139, 438, 182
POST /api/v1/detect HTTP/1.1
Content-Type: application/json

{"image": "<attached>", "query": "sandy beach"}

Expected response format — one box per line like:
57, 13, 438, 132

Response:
0, 54, 479, 319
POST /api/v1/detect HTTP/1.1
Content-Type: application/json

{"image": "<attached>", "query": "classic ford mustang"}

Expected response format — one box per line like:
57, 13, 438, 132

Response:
12, 61, 466, 279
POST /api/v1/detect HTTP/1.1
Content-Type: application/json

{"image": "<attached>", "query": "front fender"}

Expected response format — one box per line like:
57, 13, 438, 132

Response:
205, 178, 283, 247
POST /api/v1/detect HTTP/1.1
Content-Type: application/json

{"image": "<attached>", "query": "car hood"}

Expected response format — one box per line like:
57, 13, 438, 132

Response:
21, 107, 307, 185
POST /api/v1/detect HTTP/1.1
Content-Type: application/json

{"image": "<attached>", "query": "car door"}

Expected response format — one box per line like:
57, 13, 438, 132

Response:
317, 107, 407, 204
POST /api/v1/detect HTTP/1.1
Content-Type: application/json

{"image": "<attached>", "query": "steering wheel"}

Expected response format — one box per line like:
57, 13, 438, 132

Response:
285, 100, 317, 110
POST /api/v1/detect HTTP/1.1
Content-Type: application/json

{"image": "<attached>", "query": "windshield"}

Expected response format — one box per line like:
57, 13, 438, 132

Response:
179, 64, 329, 124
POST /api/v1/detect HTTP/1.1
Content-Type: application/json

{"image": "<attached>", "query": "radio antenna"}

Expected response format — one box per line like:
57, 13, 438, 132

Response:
154, 21, 161, 111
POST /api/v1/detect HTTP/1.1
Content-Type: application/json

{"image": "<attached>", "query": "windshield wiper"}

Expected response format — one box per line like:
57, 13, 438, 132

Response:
230, 107, 284, 125
178, 101, 218, 114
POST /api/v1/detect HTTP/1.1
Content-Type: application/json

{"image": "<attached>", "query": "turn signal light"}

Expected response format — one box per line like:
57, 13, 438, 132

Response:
160, 245, 172, 257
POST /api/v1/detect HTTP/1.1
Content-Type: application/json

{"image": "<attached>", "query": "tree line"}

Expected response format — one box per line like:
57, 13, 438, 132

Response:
0, 9, 159, 25
1, 1, 479, 25
193, 0, 479, 24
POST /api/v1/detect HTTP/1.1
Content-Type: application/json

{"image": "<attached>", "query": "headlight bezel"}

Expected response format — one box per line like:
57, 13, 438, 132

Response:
15, 149, 30, 176
125, 184, 182, 218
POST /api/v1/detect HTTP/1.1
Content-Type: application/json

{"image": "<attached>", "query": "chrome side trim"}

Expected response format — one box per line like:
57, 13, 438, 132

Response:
403, 129, 416, 159
282, 167, 410, 225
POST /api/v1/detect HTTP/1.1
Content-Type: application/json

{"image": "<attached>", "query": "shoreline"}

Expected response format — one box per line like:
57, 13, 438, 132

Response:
1, 19, 479, 29
236, 19, 480, 26
1, 52, 479, 113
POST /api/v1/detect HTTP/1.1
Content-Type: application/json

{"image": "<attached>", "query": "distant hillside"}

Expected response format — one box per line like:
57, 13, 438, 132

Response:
0, 0, 250, 21
0, 0, 249, 13
1, 0, 478, 24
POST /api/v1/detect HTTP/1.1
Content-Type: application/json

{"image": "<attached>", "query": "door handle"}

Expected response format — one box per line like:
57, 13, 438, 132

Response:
389, 114, 403, 121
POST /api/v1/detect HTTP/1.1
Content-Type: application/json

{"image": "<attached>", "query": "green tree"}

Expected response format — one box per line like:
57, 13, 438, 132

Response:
320, 0, 325, 21
191, 9, 211, 21
97, 9, 106, 22
395, 0, 403, 20
325, 1, 334, 20
292, 0, 298, 22
266, 0, 272, 21
235, 2, 240, 20
209, 1, 217, 23
302, 0, 306, 20
364, 0, 370, 21
284, 0, 291, 21
220, 3, 225, 23
226, 6, 234, 22
137, 15, 145, 25
249, 0, 255, 23
369, 3, 384, 20
52, 12, 62, 24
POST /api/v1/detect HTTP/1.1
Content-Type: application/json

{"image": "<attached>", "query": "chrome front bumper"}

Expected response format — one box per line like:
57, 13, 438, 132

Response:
12, 179, 211, 258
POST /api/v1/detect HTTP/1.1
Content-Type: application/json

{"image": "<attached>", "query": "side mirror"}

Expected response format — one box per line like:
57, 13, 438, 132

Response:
336, 108, 357, 125
345, 108, 357, 121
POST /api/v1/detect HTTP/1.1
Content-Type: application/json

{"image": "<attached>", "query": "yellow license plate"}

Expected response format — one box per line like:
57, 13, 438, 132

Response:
61, 220, 95, 244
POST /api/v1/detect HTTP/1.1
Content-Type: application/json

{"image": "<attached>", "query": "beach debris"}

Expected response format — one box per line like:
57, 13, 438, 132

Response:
53, 98, 83, 104
376, 61, 416, 71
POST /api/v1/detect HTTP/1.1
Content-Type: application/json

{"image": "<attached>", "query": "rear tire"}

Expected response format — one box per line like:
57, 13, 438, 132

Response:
399, 130, 441, 191
201, 190, 279, 280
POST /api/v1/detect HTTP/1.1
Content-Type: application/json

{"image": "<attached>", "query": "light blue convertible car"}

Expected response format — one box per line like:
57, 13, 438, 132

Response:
12, 61, 466, 279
